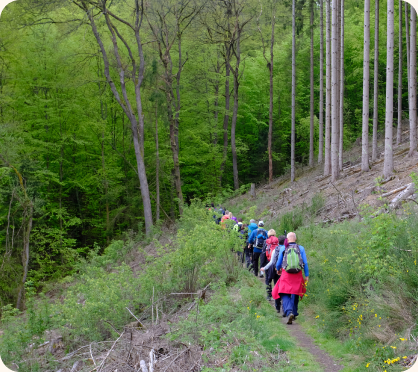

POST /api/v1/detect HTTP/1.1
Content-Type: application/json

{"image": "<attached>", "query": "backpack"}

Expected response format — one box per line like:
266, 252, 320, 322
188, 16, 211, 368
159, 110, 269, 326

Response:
255, 229, 268, 250
266, 242, 278, 261
282, 244, 304, 273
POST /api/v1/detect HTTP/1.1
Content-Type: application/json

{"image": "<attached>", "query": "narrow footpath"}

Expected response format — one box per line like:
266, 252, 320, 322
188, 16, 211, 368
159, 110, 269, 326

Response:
258, 277, 344, 372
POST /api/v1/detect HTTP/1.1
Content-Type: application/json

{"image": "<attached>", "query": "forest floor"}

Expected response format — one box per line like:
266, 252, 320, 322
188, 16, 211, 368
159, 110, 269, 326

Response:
229, 131, 418, 226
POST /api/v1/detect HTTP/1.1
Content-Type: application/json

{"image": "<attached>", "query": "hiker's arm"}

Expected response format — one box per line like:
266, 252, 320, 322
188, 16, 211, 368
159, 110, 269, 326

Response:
247, 231, 255, 245
276, 248, 285, 271
300, 247, 309, 277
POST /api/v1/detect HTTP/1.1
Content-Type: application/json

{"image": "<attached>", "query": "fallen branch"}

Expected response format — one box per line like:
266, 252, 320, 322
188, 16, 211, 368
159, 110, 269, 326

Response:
125, 307, 145, 328
389, 184, 415, 209
381, 184, 410, 198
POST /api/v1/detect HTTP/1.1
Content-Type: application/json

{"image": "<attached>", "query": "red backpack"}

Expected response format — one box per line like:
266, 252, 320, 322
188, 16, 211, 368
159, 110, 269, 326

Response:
266, 242, 279, 261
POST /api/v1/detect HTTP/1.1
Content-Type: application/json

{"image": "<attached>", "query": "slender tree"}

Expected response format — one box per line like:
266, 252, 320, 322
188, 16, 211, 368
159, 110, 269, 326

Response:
268, 2, 276, 182
339, 0, 344, 169
383, 0, 394, 178
324, 0, 331, 175
372, 0, 379, 158
396, 0, 402, 146
405, 3, 410, 106
361, 0, 371, 172
155, 103, 160, 221
147, 1, 201, 214
331, 0, 339, 181
73, 0, 154, 234
318, 0, 324, 164
408, 6, 417, 156
309, 0, 314, 167
291, 0, 296, 182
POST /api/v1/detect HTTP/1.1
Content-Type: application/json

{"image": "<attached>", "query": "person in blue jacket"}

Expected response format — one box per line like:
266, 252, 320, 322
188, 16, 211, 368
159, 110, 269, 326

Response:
247, 221, 267, 277
244, 219, 258, 269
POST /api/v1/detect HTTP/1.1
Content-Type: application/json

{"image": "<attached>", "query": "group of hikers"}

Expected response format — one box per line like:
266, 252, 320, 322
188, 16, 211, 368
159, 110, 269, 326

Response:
207, 204, 309, 325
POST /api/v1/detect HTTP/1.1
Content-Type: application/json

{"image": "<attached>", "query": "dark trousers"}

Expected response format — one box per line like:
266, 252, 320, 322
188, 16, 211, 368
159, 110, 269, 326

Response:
281, 294, 300, 317
260, 252, 267, 270
253, 252, 261, 276
244, 247, 253, 268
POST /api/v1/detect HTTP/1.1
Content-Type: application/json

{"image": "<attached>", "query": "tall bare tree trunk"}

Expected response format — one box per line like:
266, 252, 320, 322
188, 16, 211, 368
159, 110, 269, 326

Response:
405, 3, 410, 106
309, 0, 314, 167
339, 0, 344, 169
291, 0, 296, 182
331, 0, 339, 181
384, 0, 394, 178
268, 5, 275, 183
372, 0, 379, 159
220, 42, 231, 186
155, 103, 160, 221
361, 0, 371, 172
335, 0, 340, 173
408, 6, 417, 156
324, 0, 331, 175
396, 0, 402, 146
318, 0, 324, 164
231, 32, 240, 190
81, 4, 154, 235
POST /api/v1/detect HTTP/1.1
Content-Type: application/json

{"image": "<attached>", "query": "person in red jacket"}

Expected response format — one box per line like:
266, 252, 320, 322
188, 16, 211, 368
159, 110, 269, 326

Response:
263, 230, 279, 300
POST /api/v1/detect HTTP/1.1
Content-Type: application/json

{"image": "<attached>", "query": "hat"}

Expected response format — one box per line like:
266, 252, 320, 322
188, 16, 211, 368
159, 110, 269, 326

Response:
250, 219, 256, 224
258, 221, 264, 227
268, 229, 276, 237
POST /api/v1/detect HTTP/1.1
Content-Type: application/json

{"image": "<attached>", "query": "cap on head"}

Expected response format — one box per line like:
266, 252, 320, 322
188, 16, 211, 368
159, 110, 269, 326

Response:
268, 229, 276, 237
250, 219, 256, 224
258, 221, 264, 227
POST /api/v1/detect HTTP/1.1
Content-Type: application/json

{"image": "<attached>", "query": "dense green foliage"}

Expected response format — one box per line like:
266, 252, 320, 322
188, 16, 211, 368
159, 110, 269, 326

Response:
0, 0, 413, 305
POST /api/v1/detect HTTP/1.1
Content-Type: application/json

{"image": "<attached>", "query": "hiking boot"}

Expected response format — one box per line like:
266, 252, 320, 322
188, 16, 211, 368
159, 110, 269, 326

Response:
266, 296, 272, 301
287, 313, 294, 324
259, 273, 264, 278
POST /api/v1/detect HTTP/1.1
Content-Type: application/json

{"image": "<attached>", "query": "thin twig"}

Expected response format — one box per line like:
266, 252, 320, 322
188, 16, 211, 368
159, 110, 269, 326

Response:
96, 331, 125, 372
162, 348, 189, 372
125, 307, 145, 328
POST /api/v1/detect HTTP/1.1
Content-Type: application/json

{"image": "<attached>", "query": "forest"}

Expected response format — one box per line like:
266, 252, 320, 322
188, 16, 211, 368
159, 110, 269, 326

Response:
0, 0, 416, 308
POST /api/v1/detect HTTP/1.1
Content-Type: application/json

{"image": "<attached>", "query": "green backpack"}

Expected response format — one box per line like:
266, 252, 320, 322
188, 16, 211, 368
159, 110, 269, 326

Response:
282, 244, 304, 273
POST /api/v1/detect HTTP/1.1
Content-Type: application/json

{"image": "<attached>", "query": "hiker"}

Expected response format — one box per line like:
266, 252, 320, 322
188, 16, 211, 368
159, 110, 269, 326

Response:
273, 232, 309, 325
233, 218, 245, 260
229, 212, 238, 224
244, 219, 258, 269
220, 210, 230, 228
247, 221, 268, 277
260, 232, 284, 313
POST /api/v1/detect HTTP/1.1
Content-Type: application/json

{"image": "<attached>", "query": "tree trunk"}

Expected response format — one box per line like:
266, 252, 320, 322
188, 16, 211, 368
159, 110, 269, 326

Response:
291, 0, 296, 183
16, 203, 33, 310
268, 5, 275, 183
220, 37, 231, 187
396, 0, 402, 146
324, 0, 331, 175
361, 0, 371, 172
231, 36, 240, 191
372, 0, 379, 158
339, 0, 344, 170
384, 0, 394, 178
318, 0, 324, 164
331, 0, 339, 181
84, 5, 153, 235
408, 7, 417, 156
335, 0, 340, 173
309, 0, 314, 167
155, 103, 160, 221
